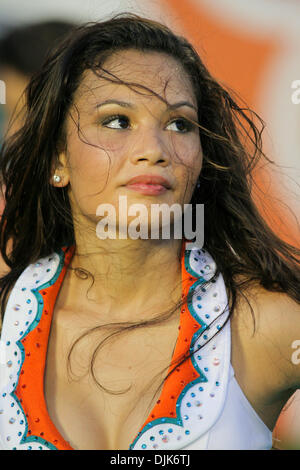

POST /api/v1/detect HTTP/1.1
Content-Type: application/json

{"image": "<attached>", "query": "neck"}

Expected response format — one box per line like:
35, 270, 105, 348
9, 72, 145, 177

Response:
60, 233, 184, 322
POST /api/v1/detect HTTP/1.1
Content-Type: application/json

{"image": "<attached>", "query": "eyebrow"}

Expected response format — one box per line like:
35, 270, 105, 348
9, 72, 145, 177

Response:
95, 99, 197, 112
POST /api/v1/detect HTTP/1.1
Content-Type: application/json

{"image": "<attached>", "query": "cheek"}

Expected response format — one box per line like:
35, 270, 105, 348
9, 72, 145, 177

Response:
170, 132, 202, 166
66, 137, 115, 212
175, 157, 202, 205
173, 136, 203, 187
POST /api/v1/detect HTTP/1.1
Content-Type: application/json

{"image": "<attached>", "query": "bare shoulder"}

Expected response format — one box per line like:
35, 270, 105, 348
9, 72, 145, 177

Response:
0, 253, 10, 278
231, 279, 300, 394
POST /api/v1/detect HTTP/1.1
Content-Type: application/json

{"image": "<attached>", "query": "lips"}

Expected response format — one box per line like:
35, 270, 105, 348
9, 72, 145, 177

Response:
124, 174, 172, 196
125, 175, 172, 189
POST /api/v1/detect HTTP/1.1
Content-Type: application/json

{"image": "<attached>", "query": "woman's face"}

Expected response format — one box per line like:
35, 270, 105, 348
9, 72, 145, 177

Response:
55, 49, 203, 236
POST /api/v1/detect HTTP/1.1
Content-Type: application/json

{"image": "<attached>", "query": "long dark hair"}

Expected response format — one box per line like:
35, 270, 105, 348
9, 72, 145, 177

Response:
0, 14, 299, 404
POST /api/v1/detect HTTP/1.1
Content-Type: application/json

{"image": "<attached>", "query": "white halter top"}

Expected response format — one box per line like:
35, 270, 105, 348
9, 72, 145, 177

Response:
0, 244, 272, 450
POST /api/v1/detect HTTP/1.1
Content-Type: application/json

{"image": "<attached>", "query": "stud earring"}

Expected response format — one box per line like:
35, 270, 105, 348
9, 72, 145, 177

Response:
53, 175, 61, 183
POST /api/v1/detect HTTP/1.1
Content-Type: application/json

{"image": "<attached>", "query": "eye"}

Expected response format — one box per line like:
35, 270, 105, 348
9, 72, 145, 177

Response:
101, 114, 130, 129
166, 118, 194, 133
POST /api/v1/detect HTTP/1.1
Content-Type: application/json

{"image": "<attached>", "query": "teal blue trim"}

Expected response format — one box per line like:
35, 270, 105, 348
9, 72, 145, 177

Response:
184, 247, 207, 281
129, 249, 210, 450
10, 249, 66, 450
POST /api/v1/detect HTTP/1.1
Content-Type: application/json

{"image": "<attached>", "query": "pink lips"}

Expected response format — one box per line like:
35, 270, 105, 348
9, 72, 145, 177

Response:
124, 175, 171, 195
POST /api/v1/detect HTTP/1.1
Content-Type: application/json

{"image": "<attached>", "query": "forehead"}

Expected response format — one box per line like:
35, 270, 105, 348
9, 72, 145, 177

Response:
75, 49, 197, 108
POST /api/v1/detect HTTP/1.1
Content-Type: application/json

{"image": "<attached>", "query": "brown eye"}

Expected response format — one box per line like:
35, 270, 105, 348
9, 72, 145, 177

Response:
101, 115, 130, 129
166, 118, 193, 133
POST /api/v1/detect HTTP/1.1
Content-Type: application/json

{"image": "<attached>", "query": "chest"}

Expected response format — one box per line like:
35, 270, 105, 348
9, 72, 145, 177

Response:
44, 306, 281, 451
44, 311, 182, 450
0, 248, 288, 450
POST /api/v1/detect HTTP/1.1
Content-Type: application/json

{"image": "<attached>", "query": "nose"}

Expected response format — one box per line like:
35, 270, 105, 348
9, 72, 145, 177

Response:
129, 128, 170, 167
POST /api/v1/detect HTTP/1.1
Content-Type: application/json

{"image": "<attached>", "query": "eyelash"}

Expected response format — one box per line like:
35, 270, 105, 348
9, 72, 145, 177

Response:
99, 114, 196, 133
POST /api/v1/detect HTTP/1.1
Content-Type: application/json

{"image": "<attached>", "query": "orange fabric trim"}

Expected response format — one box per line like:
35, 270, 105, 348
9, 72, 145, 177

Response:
15, 247, 75, 450
133, 241, 202, 435
13, 241, 202, 449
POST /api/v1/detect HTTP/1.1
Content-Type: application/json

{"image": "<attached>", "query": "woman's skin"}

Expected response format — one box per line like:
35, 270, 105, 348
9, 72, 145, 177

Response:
51, 49, 202, 320
2, 49, 300, 450
45, 49, 203, 449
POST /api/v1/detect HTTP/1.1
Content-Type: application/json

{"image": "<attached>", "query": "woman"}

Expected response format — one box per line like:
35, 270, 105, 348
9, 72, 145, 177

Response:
0, 14, 299, 451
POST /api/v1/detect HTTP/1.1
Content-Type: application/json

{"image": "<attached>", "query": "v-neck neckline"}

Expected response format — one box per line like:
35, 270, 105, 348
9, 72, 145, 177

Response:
1, 241, 231, 450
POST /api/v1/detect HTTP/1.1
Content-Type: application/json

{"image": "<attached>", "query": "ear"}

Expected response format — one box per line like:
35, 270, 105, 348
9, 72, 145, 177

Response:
50, 152, 70, 187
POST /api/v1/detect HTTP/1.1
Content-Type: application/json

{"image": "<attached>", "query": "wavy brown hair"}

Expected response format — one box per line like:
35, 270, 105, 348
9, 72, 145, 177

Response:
0, 14, 299, 403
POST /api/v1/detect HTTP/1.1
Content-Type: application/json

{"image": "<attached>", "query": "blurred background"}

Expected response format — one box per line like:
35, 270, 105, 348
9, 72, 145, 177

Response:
0, 0, 299, 450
